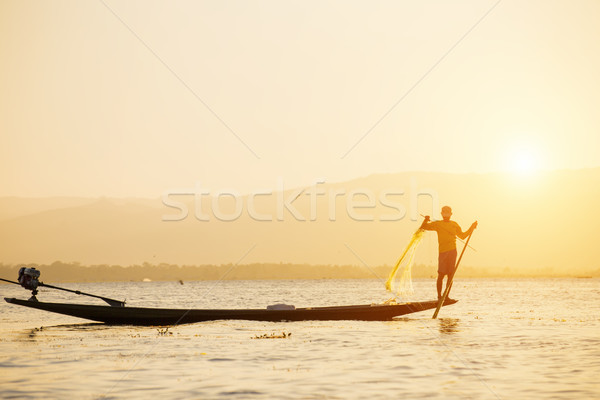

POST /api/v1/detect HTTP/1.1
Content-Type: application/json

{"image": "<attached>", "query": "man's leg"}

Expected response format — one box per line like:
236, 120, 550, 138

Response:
442, 268, 457, 300
436, 274, 445, 299
442, 250, 458, 300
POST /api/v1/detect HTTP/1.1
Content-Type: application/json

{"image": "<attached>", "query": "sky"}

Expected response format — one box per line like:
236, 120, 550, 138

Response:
1, 0, 599, 198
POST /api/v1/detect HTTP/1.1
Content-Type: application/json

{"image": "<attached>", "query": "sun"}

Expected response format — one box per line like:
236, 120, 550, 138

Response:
506, 144, 541, 175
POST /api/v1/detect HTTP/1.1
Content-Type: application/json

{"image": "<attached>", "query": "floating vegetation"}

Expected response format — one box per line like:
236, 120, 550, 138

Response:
252, 332, 291, 339
157, 327, 172, 336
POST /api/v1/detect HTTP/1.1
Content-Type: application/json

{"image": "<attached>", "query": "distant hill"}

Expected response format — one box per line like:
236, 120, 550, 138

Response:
0, 169, 598, 277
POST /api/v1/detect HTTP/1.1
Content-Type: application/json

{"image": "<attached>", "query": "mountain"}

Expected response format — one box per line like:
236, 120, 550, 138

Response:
0, 168, 598, 275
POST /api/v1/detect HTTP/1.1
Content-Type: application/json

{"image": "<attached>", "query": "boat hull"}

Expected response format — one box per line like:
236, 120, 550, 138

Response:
4, 297, 457, 325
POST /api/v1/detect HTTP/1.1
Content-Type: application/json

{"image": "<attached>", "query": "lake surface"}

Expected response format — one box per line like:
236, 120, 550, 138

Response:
1, 278, 599, 399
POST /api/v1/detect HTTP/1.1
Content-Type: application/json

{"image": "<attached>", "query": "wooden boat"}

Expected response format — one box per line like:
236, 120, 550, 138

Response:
4, 297, 457, 325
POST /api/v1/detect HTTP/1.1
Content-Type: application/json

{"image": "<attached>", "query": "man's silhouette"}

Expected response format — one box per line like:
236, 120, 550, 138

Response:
420, 206, 477, 300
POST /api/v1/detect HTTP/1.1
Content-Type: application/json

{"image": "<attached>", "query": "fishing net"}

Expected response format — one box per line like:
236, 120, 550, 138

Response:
385, 229, 425, 298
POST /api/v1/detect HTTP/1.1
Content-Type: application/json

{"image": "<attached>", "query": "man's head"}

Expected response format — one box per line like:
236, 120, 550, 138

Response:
441, 206, 452, 220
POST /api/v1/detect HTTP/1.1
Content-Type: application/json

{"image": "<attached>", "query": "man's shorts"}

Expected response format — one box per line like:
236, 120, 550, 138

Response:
438, 249, 457, 275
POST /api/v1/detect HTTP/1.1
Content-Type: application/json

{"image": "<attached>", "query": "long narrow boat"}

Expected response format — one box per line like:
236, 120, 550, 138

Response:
4, 297, 457, 325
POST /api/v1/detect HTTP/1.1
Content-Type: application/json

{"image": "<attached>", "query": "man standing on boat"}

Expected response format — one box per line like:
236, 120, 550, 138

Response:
420, 206, 477, 300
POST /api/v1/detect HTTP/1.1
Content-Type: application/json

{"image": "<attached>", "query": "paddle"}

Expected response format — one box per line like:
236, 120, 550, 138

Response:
0, 277, 125, 307
432, 228, 474, 319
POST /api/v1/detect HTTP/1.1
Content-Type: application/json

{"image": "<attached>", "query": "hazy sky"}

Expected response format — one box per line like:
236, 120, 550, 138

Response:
1, 0, 599, 197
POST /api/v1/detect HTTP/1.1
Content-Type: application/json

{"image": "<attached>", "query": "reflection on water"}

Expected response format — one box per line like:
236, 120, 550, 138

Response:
438, 318, 460, 334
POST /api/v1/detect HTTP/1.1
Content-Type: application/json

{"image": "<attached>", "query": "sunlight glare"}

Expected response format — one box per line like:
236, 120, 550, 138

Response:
507, 144, 540, 176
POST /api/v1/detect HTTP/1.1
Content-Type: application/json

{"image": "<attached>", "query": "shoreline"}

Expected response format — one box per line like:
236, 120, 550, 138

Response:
1, 262, 597, 283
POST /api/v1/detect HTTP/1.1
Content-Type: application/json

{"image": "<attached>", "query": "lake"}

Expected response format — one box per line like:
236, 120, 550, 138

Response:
1, 278, 599, 399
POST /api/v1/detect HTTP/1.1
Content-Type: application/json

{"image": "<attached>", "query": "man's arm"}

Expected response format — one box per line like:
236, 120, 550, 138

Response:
420, 216, 435, 230
456, 221, 478, 239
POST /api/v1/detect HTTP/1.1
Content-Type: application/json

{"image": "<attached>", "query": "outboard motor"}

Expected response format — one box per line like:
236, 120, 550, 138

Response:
18, 267, 40, 296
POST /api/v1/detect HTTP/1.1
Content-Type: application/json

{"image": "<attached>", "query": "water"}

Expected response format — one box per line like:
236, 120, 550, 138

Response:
0, 278, 598, 399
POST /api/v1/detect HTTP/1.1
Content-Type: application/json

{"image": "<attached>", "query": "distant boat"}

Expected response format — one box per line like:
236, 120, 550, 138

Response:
4, 297, 457, 325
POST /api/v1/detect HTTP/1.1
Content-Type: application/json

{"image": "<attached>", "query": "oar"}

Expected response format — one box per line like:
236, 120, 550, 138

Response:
432, 229, 474, 319
0, 278, 125, 307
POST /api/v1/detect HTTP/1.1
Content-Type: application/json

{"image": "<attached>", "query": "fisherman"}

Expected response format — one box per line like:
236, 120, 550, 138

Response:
420, 206, 477, 300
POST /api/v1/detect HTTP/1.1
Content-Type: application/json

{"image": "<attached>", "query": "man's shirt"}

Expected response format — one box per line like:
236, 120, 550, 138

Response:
422, 220, 467, 253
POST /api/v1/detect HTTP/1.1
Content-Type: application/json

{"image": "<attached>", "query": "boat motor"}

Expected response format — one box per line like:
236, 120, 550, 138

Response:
1, 268, 126, 306
18, 267, 40, 298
